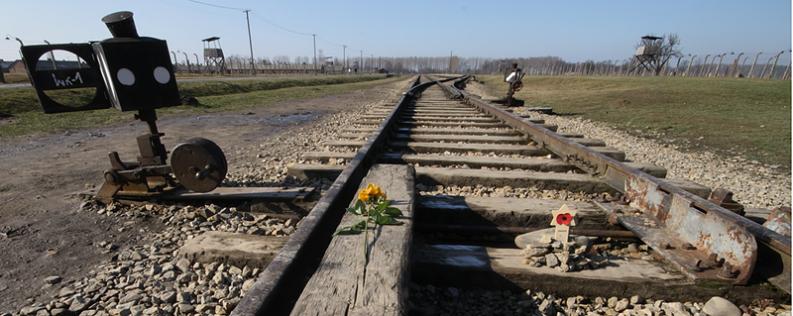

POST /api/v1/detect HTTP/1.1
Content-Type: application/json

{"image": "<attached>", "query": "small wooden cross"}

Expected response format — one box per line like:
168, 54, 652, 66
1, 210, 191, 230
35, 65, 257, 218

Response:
550, 204, 577, 245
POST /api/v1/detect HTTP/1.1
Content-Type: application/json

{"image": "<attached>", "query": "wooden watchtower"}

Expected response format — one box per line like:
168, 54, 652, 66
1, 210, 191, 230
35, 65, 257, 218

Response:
632, 35, 663, 73
202, 37, 226, 74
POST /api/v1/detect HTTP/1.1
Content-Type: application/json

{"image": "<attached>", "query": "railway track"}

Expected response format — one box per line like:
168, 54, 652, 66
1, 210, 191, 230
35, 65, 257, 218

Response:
231, 75, 791, 315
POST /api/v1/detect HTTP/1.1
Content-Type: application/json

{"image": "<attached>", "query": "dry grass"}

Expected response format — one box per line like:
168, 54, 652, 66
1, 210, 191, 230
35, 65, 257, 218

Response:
479, 75, 791, 167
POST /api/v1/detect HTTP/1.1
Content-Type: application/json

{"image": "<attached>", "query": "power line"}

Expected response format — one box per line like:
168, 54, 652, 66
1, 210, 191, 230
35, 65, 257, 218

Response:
184, 0, 362, 66
186, 0, 247, 12
186, 0, 255, 74
249, 12, 312, 37
317, 36, 344, 47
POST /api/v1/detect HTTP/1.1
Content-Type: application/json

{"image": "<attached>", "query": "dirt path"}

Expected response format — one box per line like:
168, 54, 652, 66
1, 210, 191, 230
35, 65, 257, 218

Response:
0, 77, 412, 311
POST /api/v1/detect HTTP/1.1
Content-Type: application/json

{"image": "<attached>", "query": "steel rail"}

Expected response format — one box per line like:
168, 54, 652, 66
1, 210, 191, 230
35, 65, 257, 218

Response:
435, 76, 790, 287
232, 75, 462, 316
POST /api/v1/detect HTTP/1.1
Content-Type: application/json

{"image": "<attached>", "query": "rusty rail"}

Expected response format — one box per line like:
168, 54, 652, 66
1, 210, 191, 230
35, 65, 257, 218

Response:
436, 76, 790, 287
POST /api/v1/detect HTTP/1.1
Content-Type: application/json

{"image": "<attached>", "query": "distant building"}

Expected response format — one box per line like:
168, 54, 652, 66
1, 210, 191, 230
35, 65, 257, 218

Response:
1, 60, 27, 74
1, 59, 86, 74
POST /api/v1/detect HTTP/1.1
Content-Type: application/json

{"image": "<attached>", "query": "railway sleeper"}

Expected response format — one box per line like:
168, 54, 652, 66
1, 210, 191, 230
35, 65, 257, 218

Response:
370, 109, 482, 115
391, 133, 529, 144
415, 195, 610, 229
389, 141, 547, 155
397, 120, 510, 128
287, 165, 607, 194
414, 166, 614, 194
301, 151, 666, 178
294, 154, 669, 180
362, 113, 493, 120
342, 127, 521, 136
325, 140, 546, 155
290, 164, 415, 315
409, 242, 783, 305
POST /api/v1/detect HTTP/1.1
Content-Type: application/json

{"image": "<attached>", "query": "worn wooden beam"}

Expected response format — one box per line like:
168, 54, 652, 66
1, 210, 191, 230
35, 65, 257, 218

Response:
291, 164, 416, 316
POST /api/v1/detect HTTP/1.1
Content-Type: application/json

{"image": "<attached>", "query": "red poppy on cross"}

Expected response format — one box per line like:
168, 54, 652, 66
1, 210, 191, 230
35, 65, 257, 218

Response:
556, 213, 573, 225
550, 204, 578, 244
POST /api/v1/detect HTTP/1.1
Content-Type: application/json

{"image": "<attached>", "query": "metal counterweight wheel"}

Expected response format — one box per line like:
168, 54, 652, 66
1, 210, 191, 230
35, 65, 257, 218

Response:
170, 138, 228, 192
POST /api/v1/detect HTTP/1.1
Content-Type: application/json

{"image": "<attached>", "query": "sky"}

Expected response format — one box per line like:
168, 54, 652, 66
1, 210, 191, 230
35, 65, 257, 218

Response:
1, 0, 791, 62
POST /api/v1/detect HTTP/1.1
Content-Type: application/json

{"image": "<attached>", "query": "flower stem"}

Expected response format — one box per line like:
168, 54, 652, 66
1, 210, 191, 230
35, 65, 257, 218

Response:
363, 217, 369, 266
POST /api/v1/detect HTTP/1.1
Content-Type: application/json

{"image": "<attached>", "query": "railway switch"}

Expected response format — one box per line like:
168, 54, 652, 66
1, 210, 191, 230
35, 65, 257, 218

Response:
19, 11, 229, 202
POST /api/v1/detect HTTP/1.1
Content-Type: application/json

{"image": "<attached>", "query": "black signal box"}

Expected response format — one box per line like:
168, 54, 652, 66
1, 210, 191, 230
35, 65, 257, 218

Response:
20, 11, 181, 114
93, 38, 180, 111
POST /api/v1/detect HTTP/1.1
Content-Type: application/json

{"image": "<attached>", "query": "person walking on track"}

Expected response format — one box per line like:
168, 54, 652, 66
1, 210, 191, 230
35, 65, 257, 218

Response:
504, 63, 524, 106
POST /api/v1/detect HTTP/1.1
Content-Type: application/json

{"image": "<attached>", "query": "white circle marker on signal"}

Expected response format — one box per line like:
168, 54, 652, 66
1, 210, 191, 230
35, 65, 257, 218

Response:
117, 68, 135, 86
153, 66, 171, 84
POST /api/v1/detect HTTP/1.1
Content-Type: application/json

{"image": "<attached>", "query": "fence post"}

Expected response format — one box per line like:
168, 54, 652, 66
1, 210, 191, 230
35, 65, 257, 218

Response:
749, 52, 762, 78
729, 52, 744, 77
767, 50, 785, 79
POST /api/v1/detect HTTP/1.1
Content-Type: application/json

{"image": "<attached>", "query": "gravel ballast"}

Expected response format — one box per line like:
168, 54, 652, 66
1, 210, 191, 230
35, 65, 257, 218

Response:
468, 81, 791, 209
6, 78, 415, 315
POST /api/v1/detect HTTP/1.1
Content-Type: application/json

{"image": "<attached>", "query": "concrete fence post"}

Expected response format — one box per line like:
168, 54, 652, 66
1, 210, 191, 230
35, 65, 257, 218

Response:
767, 50, 785, 79
684, 55, 696, 77
749, 52, 762, 78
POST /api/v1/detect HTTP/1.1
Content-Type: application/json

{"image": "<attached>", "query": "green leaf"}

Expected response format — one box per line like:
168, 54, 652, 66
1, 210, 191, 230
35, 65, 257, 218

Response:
335, 226, 361, 235
374, 214, 400, 225
383, 207, 403, 217
345, 206, 359, 215
334, 219, 368, 235
352, 219, 367, 230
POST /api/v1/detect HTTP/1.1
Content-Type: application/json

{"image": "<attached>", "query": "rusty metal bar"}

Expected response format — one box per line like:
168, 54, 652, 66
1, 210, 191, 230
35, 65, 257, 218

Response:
437, 77, 790, 286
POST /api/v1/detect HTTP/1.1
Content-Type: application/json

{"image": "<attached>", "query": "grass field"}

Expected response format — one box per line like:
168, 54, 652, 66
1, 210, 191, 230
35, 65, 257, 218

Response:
479, 75, 791, 167
0, 74, 397, 137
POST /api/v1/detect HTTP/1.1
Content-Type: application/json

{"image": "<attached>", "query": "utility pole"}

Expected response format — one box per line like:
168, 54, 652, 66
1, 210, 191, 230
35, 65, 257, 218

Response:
312, 34, 317, 74
342, 45, 347, 72
360, 50, 363, 73
449, 51, 453, 73
243, 10, 256, 76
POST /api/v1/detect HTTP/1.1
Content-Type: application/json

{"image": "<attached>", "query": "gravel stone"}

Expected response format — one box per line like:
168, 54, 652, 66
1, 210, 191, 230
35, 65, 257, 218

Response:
607, 296, 619, 308
614, 298, 630, 312
43, 276, 62, 285
702, 296, 742, 316
174, 258, 191, 273
544, 253, 560, 268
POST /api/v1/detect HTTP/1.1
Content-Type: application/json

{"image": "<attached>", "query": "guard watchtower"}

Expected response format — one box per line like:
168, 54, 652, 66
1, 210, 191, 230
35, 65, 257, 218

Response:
632, 35, 663, 73
202, 36, 226, 74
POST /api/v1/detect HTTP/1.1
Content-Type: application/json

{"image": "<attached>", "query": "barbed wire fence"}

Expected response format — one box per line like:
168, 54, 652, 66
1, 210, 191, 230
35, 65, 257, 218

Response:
454, 50, 791, 80
167, 51, 791, 80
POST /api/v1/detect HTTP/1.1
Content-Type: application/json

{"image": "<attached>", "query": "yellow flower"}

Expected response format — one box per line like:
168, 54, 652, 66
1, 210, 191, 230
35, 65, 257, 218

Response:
358, 183, 386, 202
